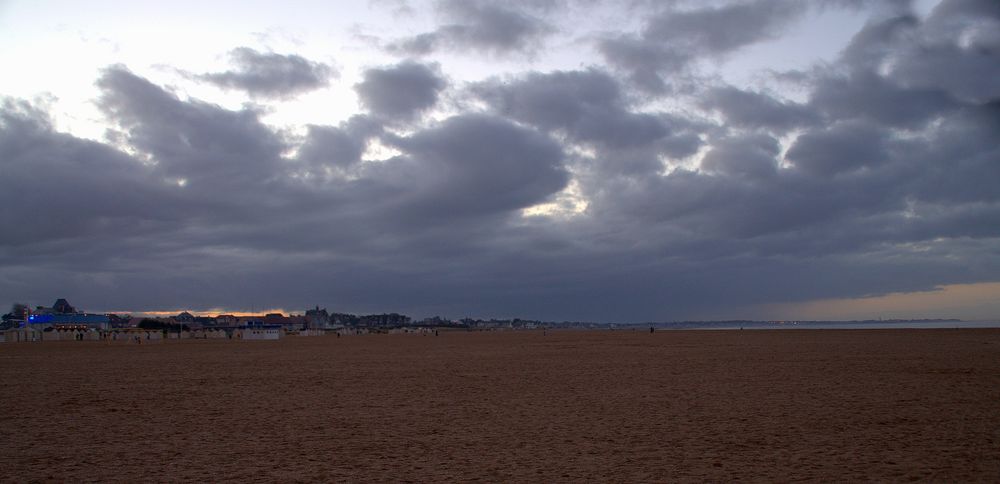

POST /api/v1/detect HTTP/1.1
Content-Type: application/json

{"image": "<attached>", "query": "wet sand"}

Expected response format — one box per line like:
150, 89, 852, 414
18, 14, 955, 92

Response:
1, 329, 999, 482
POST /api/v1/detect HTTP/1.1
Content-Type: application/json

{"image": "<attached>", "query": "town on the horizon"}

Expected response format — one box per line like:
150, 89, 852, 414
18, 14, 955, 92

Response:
1, 298, 967, 340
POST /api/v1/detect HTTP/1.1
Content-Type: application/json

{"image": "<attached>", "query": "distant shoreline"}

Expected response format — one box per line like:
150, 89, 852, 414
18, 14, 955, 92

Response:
633, 319, 1000, 331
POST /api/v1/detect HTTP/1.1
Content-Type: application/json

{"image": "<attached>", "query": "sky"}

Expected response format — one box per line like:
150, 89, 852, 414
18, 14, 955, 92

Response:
1, 0, 999, 322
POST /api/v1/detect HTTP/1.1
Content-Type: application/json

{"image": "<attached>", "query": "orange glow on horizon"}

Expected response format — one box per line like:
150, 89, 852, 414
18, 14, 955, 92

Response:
106, 308, 296, 318
759, 282, 1000, 321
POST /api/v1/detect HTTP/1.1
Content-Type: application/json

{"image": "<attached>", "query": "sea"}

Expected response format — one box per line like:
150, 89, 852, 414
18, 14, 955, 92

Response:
647, 320, 1000, 330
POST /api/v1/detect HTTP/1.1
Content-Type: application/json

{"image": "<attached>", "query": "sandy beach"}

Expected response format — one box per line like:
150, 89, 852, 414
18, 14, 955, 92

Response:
1, 329, 999, 482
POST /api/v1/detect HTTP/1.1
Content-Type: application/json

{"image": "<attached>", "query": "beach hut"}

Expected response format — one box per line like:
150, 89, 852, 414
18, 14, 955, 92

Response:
2, 328, 42, 342
235, 323, 282, 340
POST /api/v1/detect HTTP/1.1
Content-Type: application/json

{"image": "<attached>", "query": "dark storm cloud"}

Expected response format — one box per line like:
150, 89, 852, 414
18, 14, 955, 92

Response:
197, 47, 335, 98
386, 0, 553, 56
355, 61, 446, 122
598, 0, 806, 93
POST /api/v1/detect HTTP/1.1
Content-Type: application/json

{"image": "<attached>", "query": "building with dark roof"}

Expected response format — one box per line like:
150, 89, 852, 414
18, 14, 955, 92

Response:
25, 299, 109, 330
52, 298, 76, 314
305, 306, 330, 329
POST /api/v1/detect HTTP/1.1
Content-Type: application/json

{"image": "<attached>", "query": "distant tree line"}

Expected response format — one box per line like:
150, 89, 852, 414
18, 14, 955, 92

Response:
137, 318, 189, 332
0, 303, 28, 329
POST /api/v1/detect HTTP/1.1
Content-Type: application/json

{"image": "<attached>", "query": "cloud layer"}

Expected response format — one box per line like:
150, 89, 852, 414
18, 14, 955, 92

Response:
198, 48, 335, 99
2, 0, 998, 321
386, 0, 553, 56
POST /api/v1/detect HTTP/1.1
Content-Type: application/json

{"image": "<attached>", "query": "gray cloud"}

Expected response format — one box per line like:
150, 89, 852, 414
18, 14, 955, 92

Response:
389, 33, 439, 56
808, 3, 1000, 126
838, 14, 919, 71
885, 1, 1000, 103
578, 1, 1000, 311
701, 133, 780, 180
98, 65, 287, 189
0, 98, 175, 248
785, 121, 890, 177
387, 0, 553, 56
472, 68, 702, 157
4, 86, 998, 320
929, 0, 1000, 20
642, 0, 805, 53
197, 47, 335, 99
809, 71, 957, 128
296, 116, 383, 171
369, 0, 415, 16
595, 36, 686, 94
701, 86, 818, 132
374, 113, 569, 220
355, 61, 446, 123
905, 101, 1000, 205
598, 0, 806, 93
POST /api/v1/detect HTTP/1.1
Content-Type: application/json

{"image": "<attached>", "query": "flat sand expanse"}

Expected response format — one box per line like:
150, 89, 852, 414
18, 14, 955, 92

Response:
2, 329, 999, 482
